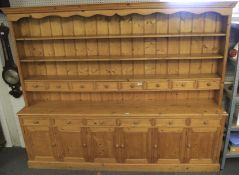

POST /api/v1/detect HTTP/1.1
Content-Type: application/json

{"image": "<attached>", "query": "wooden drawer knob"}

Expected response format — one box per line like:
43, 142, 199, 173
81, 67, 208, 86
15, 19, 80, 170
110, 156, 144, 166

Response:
207, 83, 211, 86
104, 85, 109, 88
83, 143, 87, 147
80, 85, 85, 88
130, 84, 135, 88
33, 85, 39, 88
154, 144, 158, 148
203, 121, 208, 125
181, 83, 186, 87
133, 121, 140, 125
115, 144, 119, 148
168, 121, 173, 125
67, 121, 72, 125
187, 144, 191, 148
120, 144, 125, 148
33, 121, 39, 124
156, 84, 160, 88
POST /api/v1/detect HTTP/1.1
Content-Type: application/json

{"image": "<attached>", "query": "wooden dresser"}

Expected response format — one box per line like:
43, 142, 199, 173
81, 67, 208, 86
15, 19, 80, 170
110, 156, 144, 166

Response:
2, 1, 237, 172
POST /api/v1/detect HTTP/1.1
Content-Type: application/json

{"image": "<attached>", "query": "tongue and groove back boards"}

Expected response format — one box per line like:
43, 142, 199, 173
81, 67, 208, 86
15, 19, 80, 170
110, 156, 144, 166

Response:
7, 8, 229, 104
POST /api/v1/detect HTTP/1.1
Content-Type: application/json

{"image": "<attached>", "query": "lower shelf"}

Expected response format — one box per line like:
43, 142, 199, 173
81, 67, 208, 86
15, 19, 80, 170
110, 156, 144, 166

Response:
28, 160, 220, 172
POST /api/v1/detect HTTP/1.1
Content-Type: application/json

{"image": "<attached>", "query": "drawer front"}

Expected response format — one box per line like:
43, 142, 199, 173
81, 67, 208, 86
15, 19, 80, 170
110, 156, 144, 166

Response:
95, 82, 118, 91
86, 119, 115, 126
146, 81, 168, 90
22, 118, 50, 126
171, 80, 195, 90
71, 82, 94, 91
119, 119, 152, 127
48, 82, 70, 91
197, 80, 220, 90
54, 119, 85, 127
120, 82, 144, 90
191, 119, 221, 127
156, 119, 186, 127
25, 82, 48, 91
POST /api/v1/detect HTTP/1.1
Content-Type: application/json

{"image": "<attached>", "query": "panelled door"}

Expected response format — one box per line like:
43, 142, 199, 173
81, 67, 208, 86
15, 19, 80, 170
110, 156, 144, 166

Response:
156, 127, 186, 164
119, 127, 152, 163
185, 127, 221, 164
54, 119, 88, 162
21, 118, 57, 161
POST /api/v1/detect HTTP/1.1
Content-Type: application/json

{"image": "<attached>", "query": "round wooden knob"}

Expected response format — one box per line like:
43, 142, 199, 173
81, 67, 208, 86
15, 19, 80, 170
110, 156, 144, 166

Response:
67, 121, 72, 125
187, 144, 191, 148
115, 144, 119, 148
99, 121, 104, 125
80, 85, 85, 88
154, 144, 158, 148
133, 121, 139, 125
121, 144, 125, 148
168, 121, 173, 125
130, 84, 135, 88
83, 143, 87, 147
207, 83, 211, 86
104, 85, 109, 88
33, 85, 39, 88
203, 121, 208, 125
156, 84, 160, 88
33, 121, 39, 124
181, 83, 186, 87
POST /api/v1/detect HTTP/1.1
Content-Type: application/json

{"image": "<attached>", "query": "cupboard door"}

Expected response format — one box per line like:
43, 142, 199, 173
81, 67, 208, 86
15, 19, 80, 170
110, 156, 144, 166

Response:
186, 127, 221, 164
156, 128, 186, 163
54, 124, 89, 162
87, 127, 118, 163
120, 127, 151, 163
23, 125, 56, 161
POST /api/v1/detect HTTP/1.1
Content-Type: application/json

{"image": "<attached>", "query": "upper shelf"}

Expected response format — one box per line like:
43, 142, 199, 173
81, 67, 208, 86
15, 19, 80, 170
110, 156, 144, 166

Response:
15, 33, 226, 41
20, 54, 224, 63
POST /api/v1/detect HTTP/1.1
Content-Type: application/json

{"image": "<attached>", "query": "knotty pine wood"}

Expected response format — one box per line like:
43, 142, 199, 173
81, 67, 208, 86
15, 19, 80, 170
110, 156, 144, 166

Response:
2, 2, 236, 172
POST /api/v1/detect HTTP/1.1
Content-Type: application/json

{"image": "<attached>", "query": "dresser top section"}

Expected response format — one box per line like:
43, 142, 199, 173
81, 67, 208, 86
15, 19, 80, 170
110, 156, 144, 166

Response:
1, 1, 238, 21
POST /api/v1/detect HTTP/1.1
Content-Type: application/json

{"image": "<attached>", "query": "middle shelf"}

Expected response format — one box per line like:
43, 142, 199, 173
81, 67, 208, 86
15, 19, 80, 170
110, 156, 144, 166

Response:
20, 53, 224, 63
24, 74, 221, 92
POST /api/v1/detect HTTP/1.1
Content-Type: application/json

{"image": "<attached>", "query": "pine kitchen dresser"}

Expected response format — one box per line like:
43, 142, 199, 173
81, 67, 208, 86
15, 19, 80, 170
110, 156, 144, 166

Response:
1, 1, 237, 172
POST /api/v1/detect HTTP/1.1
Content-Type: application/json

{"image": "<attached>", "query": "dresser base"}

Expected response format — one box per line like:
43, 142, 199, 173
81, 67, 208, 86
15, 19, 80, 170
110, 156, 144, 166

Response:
28, 161, 220, 172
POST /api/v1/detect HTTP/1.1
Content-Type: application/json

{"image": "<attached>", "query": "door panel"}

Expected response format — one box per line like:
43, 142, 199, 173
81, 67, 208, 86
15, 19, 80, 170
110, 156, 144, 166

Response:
55, 127, 87, 162
157, 128, 186, 163
120, 127, 151, 163
88, 127, 118, 163
23, 126, 56, 161
186, 127, 220, 163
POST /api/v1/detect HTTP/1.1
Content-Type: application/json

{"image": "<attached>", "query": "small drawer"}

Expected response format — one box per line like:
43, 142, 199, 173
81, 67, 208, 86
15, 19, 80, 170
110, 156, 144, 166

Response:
48, 82, 70, 91
171, 80, 195, 90
86, 119, 115, 126
54, 119, 85, 126
23, 118, 49, 126
197, 80, 220, 90
191, 119, 221, 127
120, 82, 144, 90
156, 119, 186, 127
25, 82, 48, 91
146, 81, 168, 90
95, 82, 118, 91
119, 119, 152, 127
71, 82, 94, 91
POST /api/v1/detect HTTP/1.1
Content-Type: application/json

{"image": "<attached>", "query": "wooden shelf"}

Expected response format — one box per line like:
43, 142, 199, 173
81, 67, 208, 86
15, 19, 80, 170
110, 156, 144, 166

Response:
16, 33, 226, 41
18, 99, 225, 117
24, 74, 221, 82
20, 54, 224, 63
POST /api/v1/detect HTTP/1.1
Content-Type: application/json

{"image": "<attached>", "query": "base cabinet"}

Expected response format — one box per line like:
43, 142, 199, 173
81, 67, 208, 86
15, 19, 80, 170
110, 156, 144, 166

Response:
20, 116, 224, 171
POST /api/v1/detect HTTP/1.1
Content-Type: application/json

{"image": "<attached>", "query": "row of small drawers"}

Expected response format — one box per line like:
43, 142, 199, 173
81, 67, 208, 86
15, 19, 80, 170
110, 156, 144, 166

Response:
24, 79, 220, 92
22, 118, 221, 128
